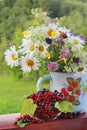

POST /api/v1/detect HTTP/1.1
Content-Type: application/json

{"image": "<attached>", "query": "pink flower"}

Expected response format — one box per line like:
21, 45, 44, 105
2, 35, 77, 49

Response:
59, 47, 70, 59
48, 62, 58, 72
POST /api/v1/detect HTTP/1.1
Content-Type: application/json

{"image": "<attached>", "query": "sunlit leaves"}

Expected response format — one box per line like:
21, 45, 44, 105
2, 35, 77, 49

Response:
55, 101, 74, 112
20, 99, 37, 116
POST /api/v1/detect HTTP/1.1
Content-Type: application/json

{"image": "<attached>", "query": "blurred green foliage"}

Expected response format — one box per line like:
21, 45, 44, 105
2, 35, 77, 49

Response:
0, 0, 87, 76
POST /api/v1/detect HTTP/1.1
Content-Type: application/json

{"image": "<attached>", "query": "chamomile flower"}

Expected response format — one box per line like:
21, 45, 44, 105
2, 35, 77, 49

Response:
20, 55, 40, 72
58, 27, 70, 38
37, 41, 48, 58
4, 46, 18, 67
47, 23, 59, 39
19, 40, 36, 55
22, 37, 31, 46
67, 36, 85, 50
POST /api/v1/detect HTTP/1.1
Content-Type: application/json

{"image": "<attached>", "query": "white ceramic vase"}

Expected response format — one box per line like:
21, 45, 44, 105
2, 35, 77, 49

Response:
37, 71, 87, 112
37, 71, 75, 92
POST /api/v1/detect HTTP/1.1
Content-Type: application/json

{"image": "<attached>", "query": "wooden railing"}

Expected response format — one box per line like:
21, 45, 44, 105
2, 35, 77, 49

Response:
0, 113, 87, 130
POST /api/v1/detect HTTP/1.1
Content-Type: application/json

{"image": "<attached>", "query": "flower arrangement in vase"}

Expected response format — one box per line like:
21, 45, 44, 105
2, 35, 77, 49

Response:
4, 8, 87, 75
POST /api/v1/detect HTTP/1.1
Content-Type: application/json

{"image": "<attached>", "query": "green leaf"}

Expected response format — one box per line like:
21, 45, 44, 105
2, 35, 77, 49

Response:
73, 100, 80, 105
17, 121, 28, 128
55, 101, 74, 112
20, 99, 37, 116
76, 78, 81, 83
67, 77, 74, 85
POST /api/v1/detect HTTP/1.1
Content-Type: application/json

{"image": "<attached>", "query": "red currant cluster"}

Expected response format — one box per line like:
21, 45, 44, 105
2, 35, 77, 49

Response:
28, 89, 64, 120
61, 81, 81, 103
17, 115, 32, 124
28, 89, 64, 109
16, 88, 81, 127
16, 114, 42, 127
59, 112, 80, 119
34, 106, 59, 121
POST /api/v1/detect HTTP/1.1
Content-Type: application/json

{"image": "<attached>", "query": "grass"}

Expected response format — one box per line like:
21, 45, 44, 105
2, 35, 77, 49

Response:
0, 74, 49, 115
0, 74, 37, 115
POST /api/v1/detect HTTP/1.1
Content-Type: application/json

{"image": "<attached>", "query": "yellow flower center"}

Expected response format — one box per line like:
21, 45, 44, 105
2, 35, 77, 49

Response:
22, 30, 29, 35
46, 52, 51, 59
74, 39, 79, 44
51, 31, 57, 37
11, 54, 17, 61
47, 29, 57, 37
39, 45, 44, 52
60, 31, 65, 36
29, 45, 34, 51
26, 60, 34, 66
77, 67, 84, 72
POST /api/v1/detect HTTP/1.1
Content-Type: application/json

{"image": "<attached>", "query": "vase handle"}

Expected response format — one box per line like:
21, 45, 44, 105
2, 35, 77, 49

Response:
36, 75, 51, 91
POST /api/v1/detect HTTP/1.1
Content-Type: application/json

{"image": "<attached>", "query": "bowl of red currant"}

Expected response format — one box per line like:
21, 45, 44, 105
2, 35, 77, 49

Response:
28, 89, 65, 121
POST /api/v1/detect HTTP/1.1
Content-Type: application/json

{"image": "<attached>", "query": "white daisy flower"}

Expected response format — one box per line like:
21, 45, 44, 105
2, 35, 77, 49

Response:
37, 41, 49, 58
4, 46, 18, 67
67, 36, 85, 50
20, 55, 40, 73
22, 37, 31, 46
58, 26, 70, 33
58, 26, 70, 37
47, 23, 59, 39
19, 40, 36, 55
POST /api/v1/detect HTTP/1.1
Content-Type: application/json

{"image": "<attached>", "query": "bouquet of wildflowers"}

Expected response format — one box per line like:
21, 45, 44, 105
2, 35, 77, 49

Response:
4, 8, 87, 75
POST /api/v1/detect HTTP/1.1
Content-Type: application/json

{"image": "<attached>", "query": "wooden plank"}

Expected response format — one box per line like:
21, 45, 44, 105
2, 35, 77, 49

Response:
0, 113, 87, 130
0, 113, 20, 130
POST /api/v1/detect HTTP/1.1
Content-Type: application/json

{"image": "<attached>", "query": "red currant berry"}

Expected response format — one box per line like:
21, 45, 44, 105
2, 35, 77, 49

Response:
56, 96, 62, 102
63, 90, 69, 97
61, 88, 66, 93
17, 116, 23, 121
75, 89, 81, 96
68, 86, 73, 91
71, 82, 78, 88
32, 119, 36, 123
69, 95, 75, 102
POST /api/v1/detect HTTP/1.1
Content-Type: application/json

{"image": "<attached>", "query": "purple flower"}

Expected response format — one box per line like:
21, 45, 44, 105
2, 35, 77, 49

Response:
59, 38, 63, 44
59, 47, 70, 59
73, 57, 81, 64
45, 38, 52, 44
71, 33, 76, 37
48, 62, 58, 72
80, 36, 86, 40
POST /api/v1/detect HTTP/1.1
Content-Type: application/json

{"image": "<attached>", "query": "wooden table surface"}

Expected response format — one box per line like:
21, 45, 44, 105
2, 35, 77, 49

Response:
0, 112, 87, 130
